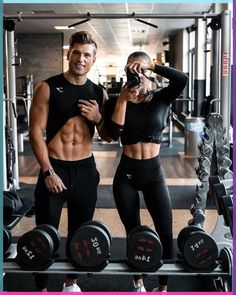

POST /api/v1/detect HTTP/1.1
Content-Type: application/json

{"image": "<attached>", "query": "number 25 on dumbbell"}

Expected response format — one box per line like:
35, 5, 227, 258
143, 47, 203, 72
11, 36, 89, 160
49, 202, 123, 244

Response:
177, 225, 219, 272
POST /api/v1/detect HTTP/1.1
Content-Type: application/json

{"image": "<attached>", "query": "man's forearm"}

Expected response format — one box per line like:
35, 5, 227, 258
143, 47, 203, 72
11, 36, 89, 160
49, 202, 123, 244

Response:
29, 133, 52, 172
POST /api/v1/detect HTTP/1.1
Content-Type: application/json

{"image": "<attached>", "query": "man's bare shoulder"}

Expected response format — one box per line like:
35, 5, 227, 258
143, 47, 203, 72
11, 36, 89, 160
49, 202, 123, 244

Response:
34, 81, 49, 92
32, 81, 50, 103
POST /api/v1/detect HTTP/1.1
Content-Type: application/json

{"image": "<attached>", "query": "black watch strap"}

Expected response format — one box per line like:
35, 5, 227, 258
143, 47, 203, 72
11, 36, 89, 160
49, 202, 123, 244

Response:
43, 168, 55, 178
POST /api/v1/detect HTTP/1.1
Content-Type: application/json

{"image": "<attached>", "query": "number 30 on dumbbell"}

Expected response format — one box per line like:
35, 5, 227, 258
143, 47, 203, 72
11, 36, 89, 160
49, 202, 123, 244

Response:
70, 220, 112, 271
17, 224, 61, 270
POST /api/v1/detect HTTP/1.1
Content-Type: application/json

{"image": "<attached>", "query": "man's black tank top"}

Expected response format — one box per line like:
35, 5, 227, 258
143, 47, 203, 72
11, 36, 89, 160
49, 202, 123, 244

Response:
45, 74, 103, 144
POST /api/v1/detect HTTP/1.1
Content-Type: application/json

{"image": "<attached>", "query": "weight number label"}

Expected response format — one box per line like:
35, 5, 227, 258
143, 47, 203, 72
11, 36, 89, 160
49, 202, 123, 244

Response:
91, 237, 102, 255
22, 246, 35, 260
190, 239, 204, 251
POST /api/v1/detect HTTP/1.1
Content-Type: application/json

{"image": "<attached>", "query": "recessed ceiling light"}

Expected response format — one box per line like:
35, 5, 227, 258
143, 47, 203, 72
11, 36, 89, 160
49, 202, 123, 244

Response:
54, 26, 75, 30
32, 10, 55, 14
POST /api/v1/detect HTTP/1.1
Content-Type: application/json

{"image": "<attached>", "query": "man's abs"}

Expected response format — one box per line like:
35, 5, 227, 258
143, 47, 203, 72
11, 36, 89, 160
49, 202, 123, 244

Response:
47, 116, 93, 160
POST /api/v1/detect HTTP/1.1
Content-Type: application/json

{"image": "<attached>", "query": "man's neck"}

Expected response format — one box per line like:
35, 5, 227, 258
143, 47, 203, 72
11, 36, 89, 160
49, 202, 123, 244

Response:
64, 71, 87, 86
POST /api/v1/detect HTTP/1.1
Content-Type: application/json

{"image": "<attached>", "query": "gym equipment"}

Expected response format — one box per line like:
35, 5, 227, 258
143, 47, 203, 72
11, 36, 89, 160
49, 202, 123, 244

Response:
217, 157, 232, 168
197, 155, 211, 168
195, 166, 210, 182
3, 244, 232, 291
177, 225, 219, 272
16, 224, 61, 270
198, 142, 213, 157
4, 226, 12, 257
226, 207, 233, 236
4, 190, 23, 218
188, 207, 205, 226
218, 167, 233, 179
189, 113, 233, 227
209, 175, 233, 193
127, 225, 163, 272
219, 196, 233, 225
208, 176, 233, 215
36, 224, 61, 255
70, 220, 112, 271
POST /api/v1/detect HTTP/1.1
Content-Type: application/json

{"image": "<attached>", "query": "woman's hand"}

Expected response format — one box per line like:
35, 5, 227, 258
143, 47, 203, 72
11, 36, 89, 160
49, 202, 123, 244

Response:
119, 84, 141, 103
125, 61, 154, 75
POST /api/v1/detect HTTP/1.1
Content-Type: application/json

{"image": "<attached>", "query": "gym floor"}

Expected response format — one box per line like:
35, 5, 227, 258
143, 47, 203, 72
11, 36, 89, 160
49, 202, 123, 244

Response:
12, 125, 217, 239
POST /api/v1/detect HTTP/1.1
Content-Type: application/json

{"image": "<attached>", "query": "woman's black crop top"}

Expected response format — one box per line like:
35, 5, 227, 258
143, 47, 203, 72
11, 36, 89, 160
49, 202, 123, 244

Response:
105, 65, 188, 145
45, 74, 103, 144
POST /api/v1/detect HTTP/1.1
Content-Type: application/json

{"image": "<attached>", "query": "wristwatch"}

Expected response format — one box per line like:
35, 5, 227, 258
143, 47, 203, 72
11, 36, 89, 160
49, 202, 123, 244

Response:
43, 168, 55, 178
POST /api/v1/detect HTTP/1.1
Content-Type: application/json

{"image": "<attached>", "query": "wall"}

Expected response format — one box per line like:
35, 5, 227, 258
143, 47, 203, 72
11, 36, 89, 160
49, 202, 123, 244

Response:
15, 33, 63, 92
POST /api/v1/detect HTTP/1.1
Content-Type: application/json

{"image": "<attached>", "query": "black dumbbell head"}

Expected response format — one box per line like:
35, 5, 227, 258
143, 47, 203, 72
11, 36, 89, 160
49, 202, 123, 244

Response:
226, 206, 233, 236
177, 225, 204, 252
220, 196, 233, 226
81, 220, 112, 244
213, 183, 231, 215
128, 225, 159, 240
17, 228, 54, 268
127, 225, 163, 271
182, 230, 218, 270
70, 222, 111, 269
36, 224, 61, 254
4, 226, 12, 256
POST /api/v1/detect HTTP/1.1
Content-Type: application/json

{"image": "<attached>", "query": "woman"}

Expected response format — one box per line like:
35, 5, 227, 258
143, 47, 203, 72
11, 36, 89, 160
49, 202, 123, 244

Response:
105, 51, 188, 292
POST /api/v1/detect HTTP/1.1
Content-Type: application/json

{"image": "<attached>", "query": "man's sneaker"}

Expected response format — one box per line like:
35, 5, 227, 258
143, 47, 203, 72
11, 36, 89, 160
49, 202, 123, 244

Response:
62, 283, 81, 292
132, 282, 146, 292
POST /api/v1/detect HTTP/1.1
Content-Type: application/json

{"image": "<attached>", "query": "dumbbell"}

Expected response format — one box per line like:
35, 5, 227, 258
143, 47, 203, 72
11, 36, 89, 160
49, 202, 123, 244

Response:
17, 224, 61, 270
226, 207, 233, 236
195, 166, 210, 182
70, 220, 112, 271
127, 225, 163, 272
219, 195, 233, 226
177, 225, 218, 272
208, 176, 233, 214
198, 142, 213, 157
216, 145, 230, 157
217, 157, 232, 169
197, 156, 211, 169
4, 226, 12, 257
188, 207, 205, 226
219, 168, 233, 180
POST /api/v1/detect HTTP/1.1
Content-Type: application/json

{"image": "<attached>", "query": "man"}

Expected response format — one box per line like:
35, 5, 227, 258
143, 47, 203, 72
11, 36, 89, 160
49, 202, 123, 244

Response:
29, 31, 109, 292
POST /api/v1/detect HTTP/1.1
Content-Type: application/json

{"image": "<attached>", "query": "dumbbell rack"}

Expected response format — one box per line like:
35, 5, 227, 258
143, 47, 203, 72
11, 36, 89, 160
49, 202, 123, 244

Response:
189, 113, 233, 250
4, 243, 232, 292
4, 245, 230, 277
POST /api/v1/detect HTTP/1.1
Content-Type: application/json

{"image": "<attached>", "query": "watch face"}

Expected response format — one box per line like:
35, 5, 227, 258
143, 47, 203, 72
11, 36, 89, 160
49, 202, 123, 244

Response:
49, 168, 54, 175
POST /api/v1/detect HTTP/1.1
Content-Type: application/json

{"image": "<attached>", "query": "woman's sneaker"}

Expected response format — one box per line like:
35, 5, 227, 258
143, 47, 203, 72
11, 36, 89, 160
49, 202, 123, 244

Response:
62, 283, 81, 292
152, 287, 167, 292
132, 282, 146, 292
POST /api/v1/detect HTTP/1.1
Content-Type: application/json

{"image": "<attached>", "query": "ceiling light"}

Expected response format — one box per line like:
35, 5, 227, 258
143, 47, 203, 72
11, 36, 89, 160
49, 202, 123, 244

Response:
54, 26, 75, 30
32, 10, 55, 14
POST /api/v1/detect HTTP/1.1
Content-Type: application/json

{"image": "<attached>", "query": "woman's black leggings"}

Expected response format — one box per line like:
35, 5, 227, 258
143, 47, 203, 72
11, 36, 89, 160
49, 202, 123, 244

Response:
113, 153, 173, 286
34, 156, 100, 290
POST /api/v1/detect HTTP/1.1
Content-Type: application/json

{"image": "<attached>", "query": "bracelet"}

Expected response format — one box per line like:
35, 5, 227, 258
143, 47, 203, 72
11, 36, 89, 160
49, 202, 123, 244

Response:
95, 117, 103, 126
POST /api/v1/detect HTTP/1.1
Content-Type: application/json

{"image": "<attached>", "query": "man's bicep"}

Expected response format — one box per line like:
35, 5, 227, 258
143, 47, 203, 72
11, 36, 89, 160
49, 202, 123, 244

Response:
30, 82, 49, 130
